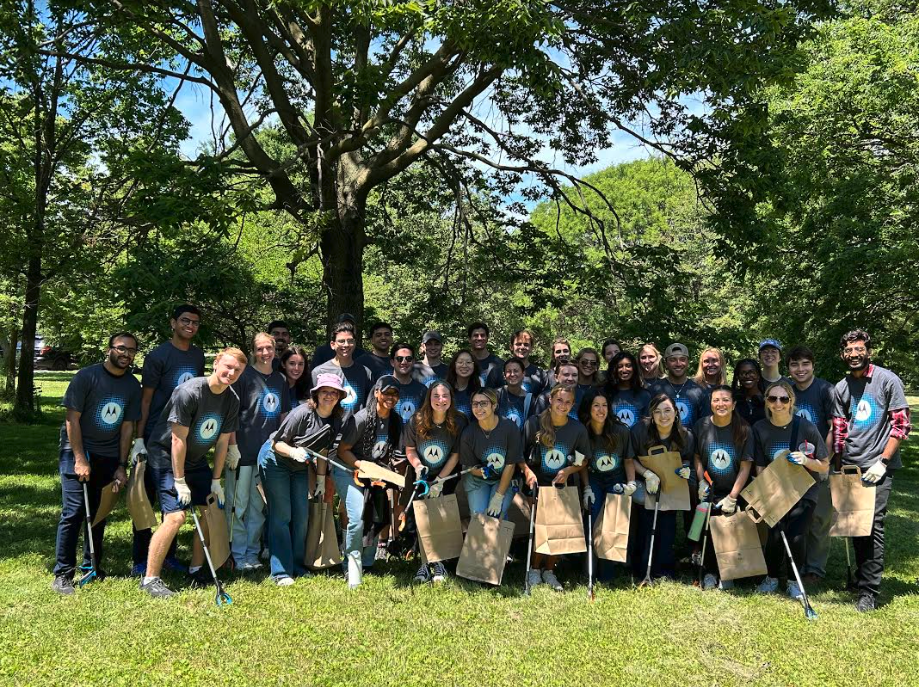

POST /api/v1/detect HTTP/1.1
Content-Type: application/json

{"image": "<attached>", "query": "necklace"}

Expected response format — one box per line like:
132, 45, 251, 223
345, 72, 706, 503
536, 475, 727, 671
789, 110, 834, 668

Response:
668, 378, 688, 399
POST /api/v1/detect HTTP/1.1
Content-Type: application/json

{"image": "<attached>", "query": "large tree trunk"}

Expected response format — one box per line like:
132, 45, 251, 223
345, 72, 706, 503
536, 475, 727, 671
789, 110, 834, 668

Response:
3, 325, 18, 397
14, 255, 41, 417
320, 189, 367, 336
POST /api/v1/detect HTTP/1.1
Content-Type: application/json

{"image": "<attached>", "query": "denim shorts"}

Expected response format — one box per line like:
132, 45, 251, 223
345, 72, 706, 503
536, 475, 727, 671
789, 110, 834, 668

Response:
152, 463, 212, 513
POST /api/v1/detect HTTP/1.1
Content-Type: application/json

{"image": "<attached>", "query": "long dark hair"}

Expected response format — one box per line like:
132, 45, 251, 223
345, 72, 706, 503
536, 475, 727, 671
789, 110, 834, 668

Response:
640, 393, 689, 453
360, 390, 402, 464
709, 384, 749, 454
446, 349, 481, 394
578, 388, 622, 453
603, 351, 643, 397
281, 345, 311, 402
731, 358, 764, 400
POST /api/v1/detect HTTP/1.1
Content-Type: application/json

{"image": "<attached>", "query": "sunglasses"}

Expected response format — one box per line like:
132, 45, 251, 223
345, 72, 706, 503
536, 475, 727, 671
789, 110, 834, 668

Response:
394, 355, 413, 363
766, 395, 791, 404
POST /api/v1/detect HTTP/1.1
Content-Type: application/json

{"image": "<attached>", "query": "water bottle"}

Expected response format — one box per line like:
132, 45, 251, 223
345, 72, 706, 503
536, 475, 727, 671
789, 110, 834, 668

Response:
687, 501, 711, 542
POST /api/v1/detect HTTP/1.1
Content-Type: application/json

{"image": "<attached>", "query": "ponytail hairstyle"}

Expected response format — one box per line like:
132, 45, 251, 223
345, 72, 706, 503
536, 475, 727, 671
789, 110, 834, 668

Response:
578, 388, 621, 453
537, 385, 575, 449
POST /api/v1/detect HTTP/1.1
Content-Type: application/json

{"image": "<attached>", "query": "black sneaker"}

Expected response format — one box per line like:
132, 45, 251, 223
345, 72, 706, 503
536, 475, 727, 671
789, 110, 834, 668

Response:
188, 568, 215, 588
51, 575, 75, 595
430, 561, 447, 583
140, 576, 176, 599
413, 562, 432, 584
855, 593, 877, 613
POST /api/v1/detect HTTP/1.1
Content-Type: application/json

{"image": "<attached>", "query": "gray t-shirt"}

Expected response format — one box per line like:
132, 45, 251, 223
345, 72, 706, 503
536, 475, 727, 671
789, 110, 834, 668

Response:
404, 413, 466, 474
586, 423, 634, 485
523, 415, 591, 485
148, 377, 240, 471
832, 365, 909, 470
59, 363, 142, 457
753, 417, 827, 502
269, 405, 341, 473
485, 362, 546, 396
653, 378, 709, 428
339, 407, 393, 464
792, 377, 834, 440
460, 417, 522, 481
607, 388, 652, 428
413, 361, 449, 387
693, 417, 754, 497
394, 378, 428, 427
311, 360, 373, 415
140, 341, 206, 441
232, 365, 291, 464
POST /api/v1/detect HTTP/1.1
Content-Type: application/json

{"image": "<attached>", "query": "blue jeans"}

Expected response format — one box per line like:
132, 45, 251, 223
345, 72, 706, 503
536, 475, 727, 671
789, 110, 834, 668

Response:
258, 441, 309, 579
225, 464, 265, 564
587, 475, 629, 582
331, 464, 377, 568
53, 450, 118, 577
464, 474, 513, 519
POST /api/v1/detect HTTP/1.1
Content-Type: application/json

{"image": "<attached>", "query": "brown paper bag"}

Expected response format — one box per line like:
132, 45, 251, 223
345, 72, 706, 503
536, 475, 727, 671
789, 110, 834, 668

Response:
456, 514, 515, 585
534, 485, 586, 555
92, 481, 120, 526
640, 445, 690, 511
414, 494, 464, 563
710, 508, 768, 581
305, 500, 342, 569
357, 461, 406, 488
593, 493, 631, 562
126, 460, 157, 530
741, 451, 815, 527
203, 493, 230, 569
829, 466, 877, 537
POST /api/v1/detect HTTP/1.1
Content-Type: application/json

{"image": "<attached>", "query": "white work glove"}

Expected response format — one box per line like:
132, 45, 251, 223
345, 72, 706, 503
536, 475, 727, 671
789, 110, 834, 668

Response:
582, 485, 595, 510
643, 470, 660, 495
716, 495, 737, 514
622, 481, 637, 497
174, 476, 192, 506
862, 460, 887, 484
573, 451, 586, 467
129, 438, 147, 466
289, 447, 308, 463
428, 481, 444, 499
226, 444, 242, 470
675, 465, 691, 480
486, 492, 504, 517
698, 482, 710, 501
210, 478, 225, 507
787, 451, 808, 466
314, 477, 326, 499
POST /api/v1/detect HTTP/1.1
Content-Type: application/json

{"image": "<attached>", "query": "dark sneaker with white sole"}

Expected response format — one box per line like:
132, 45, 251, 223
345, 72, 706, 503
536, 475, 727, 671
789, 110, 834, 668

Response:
430, 562, 447, 582
51, 575, 75, 595
140, 576, 176, 599
413, 562, 432, 584
855, 593, 877, 613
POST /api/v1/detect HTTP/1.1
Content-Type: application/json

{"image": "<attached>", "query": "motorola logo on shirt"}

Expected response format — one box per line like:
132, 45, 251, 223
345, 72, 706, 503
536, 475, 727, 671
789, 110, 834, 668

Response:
676, 400, 692, 426
371, 433, 389, 461
484, 448, 506, 471
504, 407, 523, 428
708, 441, 735, 473
614, 402, 638, 428
542, 445, 569, 473
795, 405, 815, 423
593, 450, 620, 472
421, 441, 449, 469
261, 389, 281, 416
342, 383, 359, 410
398, 399, 417, 423
197, 413, 222, 442
851, 396, 879, 427
174, 368, 197, 387
96, 398, 125, 428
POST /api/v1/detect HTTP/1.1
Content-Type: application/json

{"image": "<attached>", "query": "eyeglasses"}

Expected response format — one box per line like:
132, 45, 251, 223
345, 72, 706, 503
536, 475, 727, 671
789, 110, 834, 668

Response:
579, 360, 598, 367
471, 401, 492, 409
177, 317, 200, 327
843, 346, 867, 354
111, 345, 137, 355
394, 355, 413, 363
766, 395, 791, 404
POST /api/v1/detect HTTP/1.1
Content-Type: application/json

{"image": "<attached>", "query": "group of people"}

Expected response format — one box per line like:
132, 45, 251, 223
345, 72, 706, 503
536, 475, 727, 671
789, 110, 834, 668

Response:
51, 308, 910, 613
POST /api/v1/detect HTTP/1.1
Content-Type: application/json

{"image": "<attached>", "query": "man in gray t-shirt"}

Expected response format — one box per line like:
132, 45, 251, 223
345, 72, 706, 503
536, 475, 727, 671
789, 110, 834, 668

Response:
830, 330, 911, 610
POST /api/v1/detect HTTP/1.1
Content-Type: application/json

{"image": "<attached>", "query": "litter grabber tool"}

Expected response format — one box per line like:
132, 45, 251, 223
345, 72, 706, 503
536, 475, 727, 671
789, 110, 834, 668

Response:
844, 537, 856, 591
639, 495, 660, 588
780, 525, 817, 621
696, 472, 715, 587
78, 482, 99, 587
524, 490, 538, 596
297, 445, 367, 488
190, 508, 232, 607
586, 501, 595, 601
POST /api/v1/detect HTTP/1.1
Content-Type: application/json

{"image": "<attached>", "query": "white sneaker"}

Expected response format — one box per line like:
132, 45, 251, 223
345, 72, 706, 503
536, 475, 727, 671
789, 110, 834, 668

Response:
526, 569, 543, 590
346, 552, 362, 590
756, 576, 779, 594
702, 573, 718, 590
787, 580, 804, 600
237, 561, 260, 572
275, 576, 295, 587
542, 569, 564, 592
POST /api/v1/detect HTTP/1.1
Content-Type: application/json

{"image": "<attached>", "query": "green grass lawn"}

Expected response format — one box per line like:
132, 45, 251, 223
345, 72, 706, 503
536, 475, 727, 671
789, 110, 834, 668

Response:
1, 372, 918, 686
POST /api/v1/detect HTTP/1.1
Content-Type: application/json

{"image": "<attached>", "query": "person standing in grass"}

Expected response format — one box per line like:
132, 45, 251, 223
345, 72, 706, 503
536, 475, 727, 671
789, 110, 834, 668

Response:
758, 339, 784, 386
638, 343, 663, 387
631, 393, 695, 581
130, 304, 205, 576
268, 320, 292, 371
831, 329, 911, 612
141, 348, 245, 598
52, 333, 142, 595
732, 358, 766, 427
579, 388, 636, 583
602, 351, 651, 429
413, 330, 449, 387
496, 357, 536, 431
574, 348, 601, 393
226, 333, 290, 571
752, 381, 829, 601
280, 346, 311, 409
693, 348, 727, 391
311, 322, 374, 416
405, 381, 466, 583
521, 385, 591, 592
258, 373, 346, 586
693, 385, 754, 590
533, 360, 581, 419
467, 322, 502, 388
485, 329, 546, 395
446, 350, 481, 419
363, 322, 395, 380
